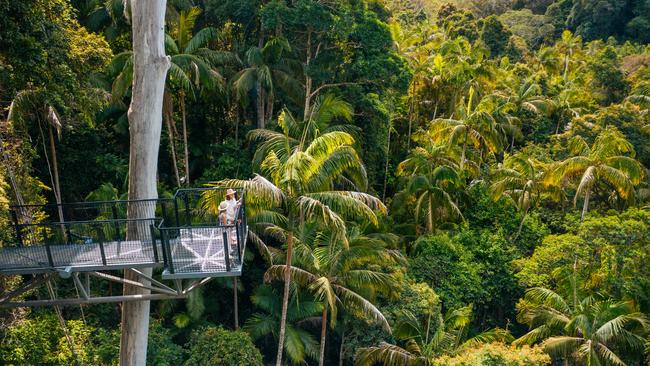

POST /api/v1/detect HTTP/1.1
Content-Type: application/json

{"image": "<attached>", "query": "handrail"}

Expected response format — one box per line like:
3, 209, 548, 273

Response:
10, 198, 173, 210
11, 197, 173, 208
16, 217, 160, 227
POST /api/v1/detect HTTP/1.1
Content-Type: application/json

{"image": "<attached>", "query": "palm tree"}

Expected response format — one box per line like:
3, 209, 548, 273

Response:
545, 126, 644, 222
357, 305, 512, 366
109, 6, 229, 186
428, 86, 503, 171
509, 79, 550, 117
397, 145, 464, 233
389, 21, 434, 150
555, 30, 583, 82
265, 224, 400, 366
490, 153, 556, 240
232, 37, 301, 129
8, 90, 65, 226
244, 285, 322, 365
515, 287, 649, 366
166, 6, 229, 185
248, 94, 359, 180
214, 114, 385, 366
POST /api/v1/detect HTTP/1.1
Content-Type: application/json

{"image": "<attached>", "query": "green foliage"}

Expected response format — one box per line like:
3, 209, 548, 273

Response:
410, 234, 482, 311
515, 287, 649, 365
0, 312, 118, 365
499, 9, 554, 48
183, 326, 264, 366
515, 208, 650, 311
479, 16, 513, 58
432, 342, 551, 366
147, 320, 184, 366
587, 46, 630, 105
437, 4, 480, 42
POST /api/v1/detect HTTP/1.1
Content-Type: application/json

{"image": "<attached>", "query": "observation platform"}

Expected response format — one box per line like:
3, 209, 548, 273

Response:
0, 188, 247, 280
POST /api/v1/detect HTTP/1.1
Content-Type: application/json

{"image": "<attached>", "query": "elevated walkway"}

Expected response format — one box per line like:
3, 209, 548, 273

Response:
1, 188, 247, 279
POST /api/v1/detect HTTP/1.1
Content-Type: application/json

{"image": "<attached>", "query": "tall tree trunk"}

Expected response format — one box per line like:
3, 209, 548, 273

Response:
266, 92, 274, 127
163, 91, 181, 187
512, 206, 529, 242
460, 131, 468, 171
47, 125, 64, 223
580, 188, 590, 222
233, 277, 239, 330
256, 82, 265, 129
407, 80, 417, 150
382, 121, 392, 201
338, 325, 345, 366
319, 307, 328, 366
120, 2, 170, 365
180, 91, 190, 186
275, 230, 293, 366
303, 28, 313, 122
427, 196, 433, 233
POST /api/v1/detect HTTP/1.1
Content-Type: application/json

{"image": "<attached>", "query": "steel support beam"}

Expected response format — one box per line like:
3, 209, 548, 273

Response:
0, 293, 187, 308
88, 271, 178, 296
0, 275, 50, 303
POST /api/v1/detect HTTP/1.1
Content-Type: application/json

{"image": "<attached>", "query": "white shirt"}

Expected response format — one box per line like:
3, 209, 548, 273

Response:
224, 198, 238, 223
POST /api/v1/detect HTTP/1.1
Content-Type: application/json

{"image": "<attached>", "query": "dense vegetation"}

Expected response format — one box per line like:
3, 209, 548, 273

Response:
2, 0, 650, 365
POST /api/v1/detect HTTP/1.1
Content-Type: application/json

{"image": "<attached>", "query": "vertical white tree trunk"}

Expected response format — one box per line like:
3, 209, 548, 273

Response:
120, 1, 170, 365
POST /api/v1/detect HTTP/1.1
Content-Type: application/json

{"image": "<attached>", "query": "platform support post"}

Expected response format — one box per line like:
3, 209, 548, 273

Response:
223, 230, 231, 272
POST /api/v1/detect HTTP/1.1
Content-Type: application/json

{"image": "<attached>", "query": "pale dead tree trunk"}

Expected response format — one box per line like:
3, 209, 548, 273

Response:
120, 1, 170, 365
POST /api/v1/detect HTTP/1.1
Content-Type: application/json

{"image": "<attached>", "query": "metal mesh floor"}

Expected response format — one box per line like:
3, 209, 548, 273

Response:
0, 240, 157, 273
164, 228, 241, 278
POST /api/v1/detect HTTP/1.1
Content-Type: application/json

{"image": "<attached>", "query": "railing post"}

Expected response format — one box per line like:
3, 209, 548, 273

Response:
10, 210, 23, 247
111, 204, 121, 241
149, 224, 159, 263
223, 230, 231, 272
159, 228, 168, 265
63, 204, 72, 244
161, 201, 169, 225
235, 219, 242, 263
42, 227, 54, 267
183, 193, 190, 226
173, 198, 180, 227
95, 224, 107, 266
162, 229, 174, 274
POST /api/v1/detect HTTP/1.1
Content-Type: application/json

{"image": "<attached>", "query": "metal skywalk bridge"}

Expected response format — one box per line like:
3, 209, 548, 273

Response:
0, 188, 247, 307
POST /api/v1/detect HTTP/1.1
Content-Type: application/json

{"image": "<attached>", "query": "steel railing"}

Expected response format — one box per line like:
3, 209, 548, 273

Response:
3, 188, 247, 276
